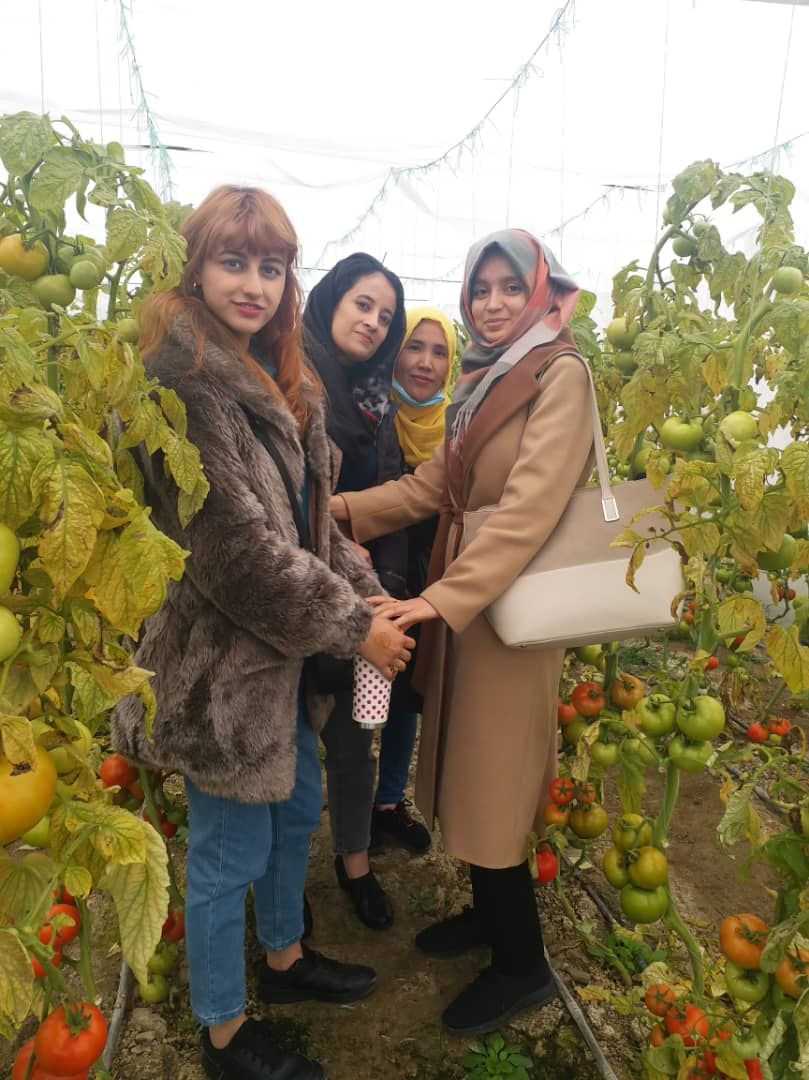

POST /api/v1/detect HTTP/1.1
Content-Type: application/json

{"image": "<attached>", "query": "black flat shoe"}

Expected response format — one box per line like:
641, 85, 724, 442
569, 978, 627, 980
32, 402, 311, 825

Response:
370, 800, 431, 854
334, 856, 393, 930
256, 945, 377, 1005
442, 965, 557, 1036
414, 905, 488, 958
202, 1018, 323, 1080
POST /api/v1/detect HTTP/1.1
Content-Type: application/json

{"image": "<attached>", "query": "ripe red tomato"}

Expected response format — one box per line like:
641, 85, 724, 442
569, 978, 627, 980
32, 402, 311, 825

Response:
746, 722, 769, 743
571, 681, 606, 717
775, 947, 809, 998
533, 844, 559, 883
644, 982, 675, 1017
33, 1002, 108, 1075
38, 904, 81, 950
12, 1038, 88, 1080
665, 1002, 708, 1046
767, 717, 790, 737
99, 753, 138, 789
548, 777, 576, 806
574, 782, 597, 805
557, 699, 578, 726
162, 909, 185, 942
649, 1023, 666, 1048
32, 949, 62, 979
745, 1063, 763, 1080
718, 913, 768, 969
705, 656, 719, 671
610, 673, 645, 709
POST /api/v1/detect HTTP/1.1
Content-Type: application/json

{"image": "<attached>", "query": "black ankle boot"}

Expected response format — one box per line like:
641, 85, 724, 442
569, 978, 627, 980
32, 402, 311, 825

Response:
442, 965, 557, 1035
414, 906, 488, 957
334, 856, 393, 930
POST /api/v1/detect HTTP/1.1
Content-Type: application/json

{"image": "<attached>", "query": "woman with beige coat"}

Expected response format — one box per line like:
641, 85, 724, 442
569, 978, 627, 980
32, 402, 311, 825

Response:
331, 228, 593, 1036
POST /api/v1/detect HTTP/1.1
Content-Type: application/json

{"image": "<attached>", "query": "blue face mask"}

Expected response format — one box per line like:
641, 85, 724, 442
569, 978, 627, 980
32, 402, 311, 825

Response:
392, 377, 446, 409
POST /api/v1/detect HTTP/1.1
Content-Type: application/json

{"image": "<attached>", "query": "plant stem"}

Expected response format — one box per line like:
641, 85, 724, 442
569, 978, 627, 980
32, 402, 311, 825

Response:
758, 679, 786, 725
654, 760, 680, 848
107, 261, 125, 320
730, 299, 772, 389
75, 897, 98, 1001
552, 875, 632, 987
664, 895, 705, 997
139, 768, 184, 908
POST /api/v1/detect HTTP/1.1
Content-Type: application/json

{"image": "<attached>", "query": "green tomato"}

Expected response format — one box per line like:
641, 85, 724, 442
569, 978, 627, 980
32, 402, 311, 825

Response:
613, 351, 637, 375
659, 417, 703, 452
0, 523, 21, 594
611, 813, 653, 853
621, 737, 656, 767
772, 983, 796, 1013
672, 235, 697, 258
69, 259, 104, 291
675, 696, 725, 741
635, 694, 676, 737
724, 961, 770, 1004
619, 884, 669, 924
772, 266, 803, 294
590, 740, 619, 767
147, 941, 178, 976
48, 720, 94, 775
719, 410, 759, 443
730, 1031, 761, 1059
562, 716, 589, 747
605, 318, 639, 350
31, 274, 76, 311
574, 644, 603, 665
116, 317, 140, 344
20, 814, 51, 848
602, 847, 630, 889
627, 846, 668, 889
568, 804, 609, 839
667, 735, 712, 772
757, 534, 797, 572
0, 605, 22, 662
138, 971, 169, 1004
714, 567, 733, 584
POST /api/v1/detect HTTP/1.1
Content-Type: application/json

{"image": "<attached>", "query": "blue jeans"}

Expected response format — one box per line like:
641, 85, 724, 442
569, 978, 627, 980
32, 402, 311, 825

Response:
376, 708, 418, 806
184, 706, 322, 1026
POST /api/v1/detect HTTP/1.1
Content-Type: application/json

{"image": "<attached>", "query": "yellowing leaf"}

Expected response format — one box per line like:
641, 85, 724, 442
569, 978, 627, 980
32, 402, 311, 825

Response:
781, 442, 809, 519
60, 799, 147, 865
35, 457, 106, 601
65, 662, 118, 724
36, 607, 65, 645
77, 658, 153, 700
765, 625, 809, 694
58, 422, 114, 468
0, 419, 55, 529
103, 818, 169, 986
165, 431, 204, 495
0, 850, 55, 923
157, 386, 187, 437
0, 927, 34, 1038
731, 446, 778, 511
716, 596, 765, 651
0, 713, 36, 767
0, 382, 64, 422
87, 510, 186, 637
63, 865, 93, 900
177, 472, 210, 527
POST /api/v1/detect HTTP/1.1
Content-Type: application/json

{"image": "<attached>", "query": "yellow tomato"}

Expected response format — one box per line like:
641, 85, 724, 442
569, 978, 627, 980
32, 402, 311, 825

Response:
0, 746, 57, 845
0, 234, 49, 280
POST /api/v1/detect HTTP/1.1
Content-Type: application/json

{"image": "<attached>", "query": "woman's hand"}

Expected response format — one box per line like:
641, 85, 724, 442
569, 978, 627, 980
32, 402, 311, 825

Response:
359, 615, 415, 681
330, 494, 349, 521
366, 596, 440, 632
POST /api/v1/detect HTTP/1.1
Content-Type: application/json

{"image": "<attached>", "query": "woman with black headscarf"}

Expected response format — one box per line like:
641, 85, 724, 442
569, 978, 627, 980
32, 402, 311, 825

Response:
302, 253, 409, 930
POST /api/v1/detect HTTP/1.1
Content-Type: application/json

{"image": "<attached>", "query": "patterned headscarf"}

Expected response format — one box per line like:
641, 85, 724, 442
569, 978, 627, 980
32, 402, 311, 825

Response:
449, 229, 579, 440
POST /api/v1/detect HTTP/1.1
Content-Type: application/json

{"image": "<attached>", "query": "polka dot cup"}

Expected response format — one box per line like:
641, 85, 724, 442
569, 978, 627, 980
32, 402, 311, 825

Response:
352, 655, 391, 730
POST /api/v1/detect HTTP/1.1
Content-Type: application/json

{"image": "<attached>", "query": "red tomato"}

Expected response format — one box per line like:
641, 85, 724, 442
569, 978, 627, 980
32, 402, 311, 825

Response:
610, 673, 645, 709
745, 1063, 763, 1080
543, 803, 569, 827
548, 777, 576, 805
649, 1023, 666, 1047
12, 1038, 88, 1080
571, 681, 606, 717
32, 949, 62, 979
767, 717, 790, 736
53, 885, 76, 905
557, 699, 578, 726
574, 782, 597, 805
127, 779, 144, 801
99, 753, 138, 789
533, 844, 559, 883
162, 909, 185, 941
746, 722, 769, 744
39, 904, 81, 950
719, 913, 768, 969
705, 656, 719, 671
644, 982, 676, 1017
33, 1003, 107, 1075
665, 1003, 708, 1046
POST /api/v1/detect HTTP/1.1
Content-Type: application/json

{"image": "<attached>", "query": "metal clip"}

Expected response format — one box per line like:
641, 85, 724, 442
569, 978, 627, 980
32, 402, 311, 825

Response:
601, 495, 620, 522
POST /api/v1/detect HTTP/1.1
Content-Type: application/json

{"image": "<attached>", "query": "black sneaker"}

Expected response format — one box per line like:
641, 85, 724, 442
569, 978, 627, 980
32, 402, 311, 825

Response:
257, 945, 377, 1005
370, 800, 431, 854
335, 856, 393, 930
201, 1018, 323, 1080
442, 965, 557, 1036
414, 906, 488, 958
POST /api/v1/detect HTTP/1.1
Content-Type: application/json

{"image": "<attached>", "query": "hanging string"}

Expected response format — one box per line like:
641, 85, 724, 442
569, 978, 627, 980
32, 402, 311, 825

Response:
653, 0, 671, 236
95, 0, 105, 141
769, 2, 796, 174
544, 183, 661, 240
558, 49, 566, 261
116, 0, 174, 198
313, 0, 577, 267
726, 128, 809, 173
37, 0, 46, 113
504, 85, 520, 228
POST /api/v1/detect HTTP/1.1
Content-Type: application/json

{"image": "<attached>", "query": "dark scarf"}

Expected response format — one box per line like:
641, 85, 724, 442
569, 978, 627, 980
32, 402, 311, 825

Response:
302, 253, 405, 465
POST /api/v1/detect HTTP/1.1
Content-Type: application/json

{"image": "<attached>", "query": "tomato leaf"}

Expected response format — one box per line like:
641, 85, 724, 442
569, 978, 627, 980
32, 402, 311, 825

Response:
0, 927, 33, 1040
35, 457, 107, 602
0, 420, 55, 529
781, 442, 809, 519
716, 596, 765, 651
105, 206, 148, 263
28, 146, 85, 213
35, 608, 66, 645
0, 850, 55, 923
716, 778, 760, 850
0, 112, 53, 176
0, 713, 36, 767
764, 625, 809, 693
103, 817, 169, 986
63, 865, 93, 900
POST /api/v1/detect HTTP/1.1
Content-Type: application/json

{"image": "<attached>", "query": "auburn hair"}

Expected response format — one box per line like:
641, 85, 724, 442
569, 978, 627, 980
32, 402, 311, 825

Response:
138, 185, 318, 428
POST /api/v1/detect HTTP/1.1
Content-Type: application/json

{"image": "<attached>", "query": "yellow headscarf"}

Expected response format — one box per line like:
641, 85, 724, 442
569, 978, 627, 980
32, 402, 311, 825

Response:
392, 306, 456, 468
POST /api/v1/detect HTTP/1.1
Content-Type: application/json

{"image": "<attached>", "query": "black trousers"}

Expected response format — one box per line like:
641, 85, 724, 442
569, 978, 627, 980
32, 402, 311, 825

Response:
470, 862, 548, 976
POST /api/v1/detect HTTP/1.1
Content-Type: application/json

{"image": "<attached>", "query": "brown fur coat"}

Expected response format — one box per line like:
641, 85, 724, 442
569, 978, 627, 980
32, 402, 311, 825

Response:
112, 317, 378, 802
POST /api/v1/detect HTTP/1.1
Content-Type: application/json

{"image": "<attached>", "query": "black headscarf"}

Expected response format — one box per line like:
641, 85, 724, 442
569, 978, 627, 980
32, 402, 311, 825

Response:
303, 253, 405, 465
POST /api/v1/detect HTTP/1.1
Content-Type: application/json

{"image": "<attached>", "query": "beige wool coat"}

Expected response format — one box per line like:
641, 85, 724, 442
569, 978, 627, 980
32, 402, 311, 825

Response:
342, 342, 593, 868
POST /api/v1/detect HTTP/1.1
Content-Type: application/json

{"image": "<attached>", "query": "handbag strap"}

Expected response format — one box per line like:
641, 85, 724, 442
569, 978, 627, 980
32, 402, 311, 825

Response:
570, 355, 620, 523
244, 409, 314, 551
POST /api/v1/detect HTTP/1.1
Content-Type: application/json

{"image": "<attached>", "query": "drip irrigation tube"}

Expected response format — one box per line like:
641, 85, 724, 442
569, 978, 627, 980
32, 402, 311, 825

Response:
102, 959, 133, 1069
559, 848, 628, 927
547, 953, 621, 1080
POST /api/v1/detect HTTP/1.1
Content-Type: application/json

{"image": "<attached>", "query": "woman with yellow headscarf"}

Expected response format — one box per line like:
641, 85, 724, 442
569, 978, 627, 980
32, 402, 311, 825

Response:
370, 306, 456, 854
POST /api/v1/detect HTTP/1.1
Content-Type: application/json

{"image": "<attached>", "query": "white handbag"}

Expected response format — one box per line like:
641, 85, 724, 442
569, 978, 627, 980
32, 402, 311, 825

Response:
462, 354, 683, 650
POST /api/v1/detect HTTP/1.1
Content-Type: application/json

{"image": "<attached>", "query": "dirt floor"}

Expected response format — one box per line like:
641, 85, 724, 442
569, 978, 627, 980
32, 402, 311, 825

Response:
4, 647, 803, 1080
